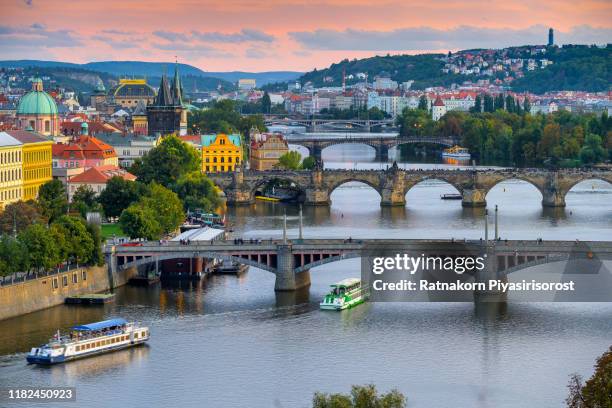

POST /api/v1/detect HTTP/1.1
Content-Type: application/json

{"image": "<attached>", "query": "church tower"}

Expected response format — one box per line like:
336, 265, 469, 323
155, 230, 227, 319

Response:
548, 28, 554, 47
146, 63, 187, 136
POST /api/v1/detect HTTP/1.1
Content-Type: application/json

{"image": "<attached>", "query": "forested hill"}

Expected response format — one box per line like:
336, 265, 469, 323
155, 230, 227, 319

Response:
298, 45, 611, 93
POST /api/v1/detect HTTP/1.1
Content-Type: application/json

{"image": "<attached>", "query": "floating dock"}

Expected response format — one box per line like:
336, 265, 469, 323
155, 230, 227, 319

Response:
213, 263, 249, 275
65, 293, 115, 305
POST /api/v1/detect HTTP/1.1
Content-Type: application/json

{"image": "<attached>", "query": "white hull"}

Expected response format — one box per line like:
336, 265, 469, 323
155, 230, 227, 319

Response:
442, 152, 471, 158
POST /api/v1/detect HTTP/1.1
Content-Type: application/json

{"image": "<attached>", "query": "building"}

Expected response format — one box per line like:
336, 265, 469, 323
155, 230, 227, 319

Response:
0, 132, 23, 210
548, 28, 554, 47
90, 82, 108, 111
67, 165, 136, 201
110, 78, 156, 109
5, 130, 52, 201
52, 123, 119, 179
16, 78, 60, 138
432, 96, 447, 121
147, 65, 187, 136
250, 133, 288, 171
131, 100, 148, 136
201, 133, 242, 173
238, 79, 256, 91
96, 132, 160, 168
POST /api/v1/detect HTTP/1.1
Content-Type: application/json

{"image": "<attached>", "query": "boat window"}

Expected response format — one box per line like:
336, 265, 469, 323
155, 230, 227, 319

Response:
134, 333, 139, 339
76, 346, 80, 351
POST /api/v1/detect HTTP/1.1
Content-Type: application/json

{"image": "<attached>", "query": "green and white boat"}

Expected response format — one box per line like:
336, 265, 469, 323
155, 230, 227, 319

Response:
320, 278, 368, 311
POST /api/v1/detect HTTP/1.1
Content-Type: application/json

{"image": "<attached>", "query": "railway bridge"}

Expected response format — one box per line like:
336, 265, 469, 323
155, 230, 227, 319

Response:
208, 166, 612, 208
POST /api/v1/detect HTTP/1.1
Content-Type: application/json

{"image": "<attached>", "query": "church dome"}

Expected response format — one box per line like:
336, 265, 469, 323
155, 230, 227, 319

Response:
17, 79, 58, 116
112, 79, 156, 98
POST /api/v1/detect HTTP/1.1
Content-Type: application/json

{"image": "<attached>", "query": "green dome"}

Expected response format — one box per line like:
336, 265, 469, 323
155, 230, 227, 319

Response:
17, 90, 58, 116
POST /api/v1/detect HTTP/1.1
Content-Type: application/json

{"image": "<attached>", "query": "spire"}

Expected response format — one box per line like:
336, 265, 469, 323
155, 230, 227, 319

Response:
172, 59, 183, 105
155, 72, 173, 106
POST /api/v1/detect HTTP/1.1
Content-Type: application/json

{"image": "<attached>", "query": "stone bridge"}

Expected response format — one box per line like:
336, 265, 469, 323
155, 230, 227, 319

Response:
208, 166, 612, 208
264, 117, 396, 132
108, 239, 612, 293
286, 135, 458, 161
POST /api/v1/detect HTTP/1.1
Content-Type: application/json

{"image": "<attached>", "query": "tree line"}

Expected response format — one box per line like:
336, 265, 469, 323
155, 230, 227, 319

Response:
396, 106, 611, 167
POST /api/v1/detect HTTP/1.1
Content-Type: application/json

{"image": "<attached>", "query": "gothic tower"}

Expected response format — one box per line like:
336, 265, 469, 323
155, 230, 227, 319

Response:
146, 63, 187, 136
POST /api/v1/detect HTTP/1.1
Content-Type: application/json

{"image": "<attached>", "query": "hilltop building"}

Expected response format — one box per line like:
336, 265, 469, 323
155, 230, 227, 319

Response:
201, 133, 242, 173
238, 79, 257, 91
250, 133, 289, 171
147, 65, 187, 136
16, 78, 60, 138
110, 78, 156, 109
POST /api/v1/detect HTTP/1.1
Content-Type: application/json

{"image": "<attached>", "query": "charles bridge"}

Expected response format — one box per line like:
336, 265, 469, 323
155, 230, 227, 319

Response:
208, 166, 612, 208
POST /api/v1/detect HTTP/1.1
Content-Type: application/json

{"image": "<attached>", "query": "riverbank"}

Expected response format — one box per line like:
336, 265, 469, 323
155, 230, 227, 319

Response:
0, 264, 137, 321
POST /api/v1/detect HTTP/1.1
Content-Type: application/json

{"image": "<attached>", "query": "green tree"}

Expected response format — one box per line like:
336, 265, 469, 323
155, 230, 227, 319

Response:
131, 135, 201, 187
173, 171, 221, 212
302, 156, 317, 170
261, 91, 272, 114
0, 235, 29, 276
566, 346, 612, 408
138, 183, 184, 235
71, 185, 101, 218
483, 94, 494, 113
0, 201, 45, 235
87, 223, 104, 266
19, 224, 60, 271
417, 95, 428, 111
523, 97, 531, 114
397, 108, 432, 137
494, 93, 505, 111
579, 133, 606, 164
312, 385, 406, 408
98, 177, 144, 219
277, 151, 303, 170
53, 216, 94, 264
471, 94, 482, 113
119, 205, 162, 240
38, 179, 68, 223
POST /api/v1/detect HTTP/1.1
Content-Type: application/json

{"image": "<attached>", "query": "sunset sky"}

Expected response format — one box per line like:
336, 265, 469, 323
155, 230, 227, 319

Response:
1, 0, 610, 72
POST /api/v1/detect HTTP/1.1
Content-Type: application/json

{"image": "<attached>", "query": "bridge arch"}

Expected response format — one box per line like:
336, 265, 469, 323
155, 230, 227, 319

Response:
294, 252, 362, 273
562, 176, 612, 196
404, 176, 464, 198
484, 176, 545, 202
249, 176, 307, 202
327, 178, 383, 199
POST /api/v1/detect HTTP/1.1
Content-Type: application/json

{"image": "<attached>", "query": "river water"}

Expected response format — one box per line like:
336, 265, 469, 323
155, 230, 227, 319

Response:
0, 144, 610, 408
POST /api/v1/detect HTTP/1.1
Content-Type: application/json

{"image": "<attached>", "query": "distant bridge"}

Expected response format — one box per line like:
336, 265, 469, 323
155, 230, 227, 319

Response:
264, 117, 396, 132
285, 134, 458, 161
208, 167, 612, 208
108, 239, 612, 292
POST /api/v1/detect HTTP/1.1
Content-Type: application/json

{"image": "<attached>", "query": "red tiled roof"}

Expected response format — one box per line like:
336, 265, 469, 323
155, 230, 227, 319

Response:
433, 96, 445, 106
69, 165, 136, 184
4, 130, 49, 144
52, 135, 117, 160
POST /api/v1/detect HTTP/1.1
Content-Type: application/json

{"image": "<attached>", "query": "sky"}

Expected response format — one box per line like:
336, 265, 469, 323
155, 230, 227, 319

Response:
1, 0, 610, 72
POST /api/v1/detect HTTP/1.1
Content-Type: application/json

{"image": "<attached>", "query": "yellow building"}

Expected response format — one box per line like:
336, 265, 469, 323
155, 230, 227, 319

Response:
8, 131, 53, 201
0, 132, 24, 211
201, 133, 242, 173
249, 133, 289, 171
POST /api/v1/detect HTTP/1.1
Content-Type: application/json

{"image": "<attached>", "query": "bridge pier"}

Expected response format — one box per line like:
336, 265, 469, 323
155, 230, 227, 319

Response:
304, 188, 330, 205
542, 190, 566, 207
473, 246, 508, 303
461, 188, 487, 207
375, 144, 389, 161
312, 143, 323, 162
274, 244, 311, 291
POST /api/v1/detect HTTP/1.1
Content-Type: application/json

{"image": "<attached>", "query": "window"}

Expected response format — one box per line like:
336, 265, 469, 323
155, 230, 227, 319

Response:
52, 278, 58, 289
72, 273, 77, 284
62, 276, 68, 286
82, 270, 87, 281
45, 121, 50, 132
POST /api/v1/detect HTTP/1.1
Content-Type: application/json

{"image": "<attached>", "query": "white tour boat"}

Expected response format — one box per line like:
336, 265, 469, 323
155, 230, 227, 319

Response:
320, 278, 368, 310
442, 146, 471, 159
26, 318, 149, 365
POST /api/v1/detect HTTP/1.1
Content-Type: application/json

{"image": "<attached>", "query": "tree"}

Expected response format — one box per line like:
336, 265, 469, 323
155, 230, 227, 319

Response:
0, 201, 45, 235
277, 151, 303, 170
53, 216, 94, 264
261, 91, 272, 114
417, 95, 428, 111
19, 224, 60, 271
130, 135, 201, 187
471, 95, 482, 113
119, 205, 162, 240
98, 177, 144, 219
71, 185, 101, 218
483, 94, 495, 113
566, 346, 612, 408
302, 156, 317, 170
313, 385, 406, 408
138, 183, 184, 235
38, 180, 68, 223
523, 97, 531, 114
0, 235, 29, 276
494, 93, 505, 111
173, 171, 221, 212
579, 133, 606, 164
87, 222, 104, 266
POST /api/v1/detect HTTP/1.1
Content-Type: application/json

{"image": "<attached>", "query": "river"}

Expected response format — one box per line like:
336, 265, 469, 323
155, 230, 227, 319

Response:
0, 144, 610, 408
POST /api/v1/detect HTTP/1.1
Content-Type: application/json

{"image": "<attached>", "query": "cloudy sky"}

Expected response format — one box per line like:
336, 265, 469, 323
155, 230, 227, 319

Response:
1, 0, 610, 72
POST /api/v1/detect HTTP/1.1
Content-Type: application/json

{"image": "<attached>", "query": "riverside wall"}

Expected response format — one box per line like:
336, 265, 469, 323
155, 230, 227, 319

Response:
0, 264, 137, 321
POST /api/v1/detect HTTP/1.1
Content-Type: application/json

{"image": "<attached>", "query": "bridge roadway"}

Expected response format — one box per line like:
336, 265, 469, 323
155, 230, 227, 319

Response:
108, 238, 612, 293
208, 167, 612, 208
284, 134, 458, 161
264, 117, 396, 133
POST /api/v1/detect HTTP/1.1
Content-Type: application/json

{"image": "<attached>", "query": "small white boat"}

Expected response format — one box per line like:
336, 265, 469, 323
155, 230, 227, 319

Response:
26, 318, 149, 365
442, 146, 471, 159
320, 278, 368, 310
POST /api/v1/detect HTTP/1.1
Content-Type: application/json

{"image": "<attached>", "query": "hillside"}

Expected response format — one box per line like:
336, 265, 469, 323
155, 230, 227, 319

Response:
0, 60, 301, 87
298, 46, 611, 93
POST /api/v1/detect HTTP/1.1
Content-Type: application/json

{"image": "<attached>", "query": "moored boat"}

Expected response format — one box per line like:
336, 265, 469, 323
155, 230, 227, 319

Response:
320, 278, 368, 310
26, 318, 149, 365
442, 145, 471, 159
